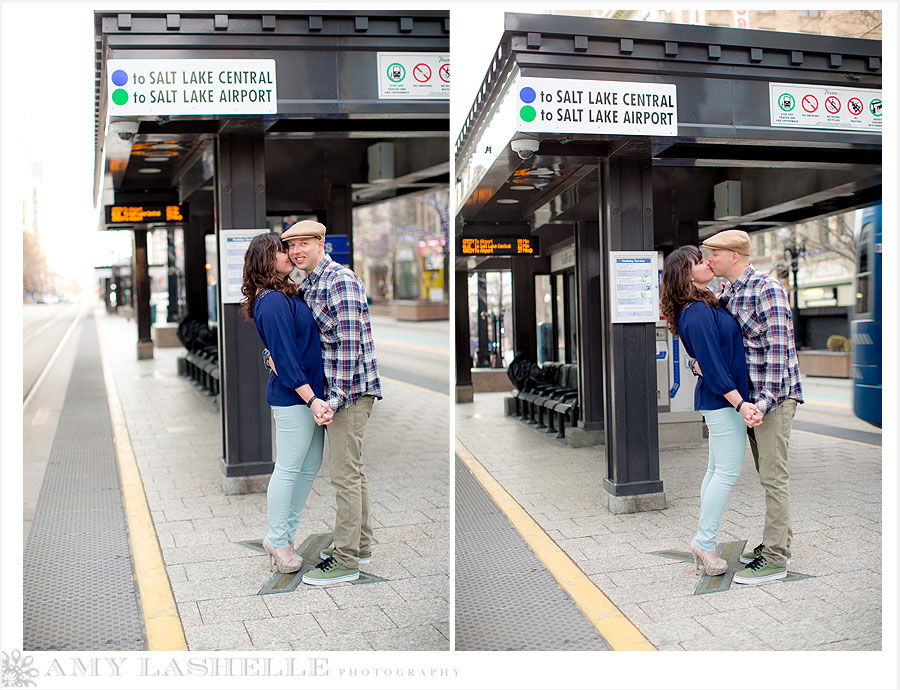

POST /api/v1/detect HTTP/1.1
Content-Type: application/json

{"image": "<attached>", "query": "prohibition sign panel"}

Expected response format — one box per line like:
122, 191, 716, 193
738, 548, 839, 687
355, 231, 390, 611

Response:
376, 52, 449, 100
769, 82, 881, 132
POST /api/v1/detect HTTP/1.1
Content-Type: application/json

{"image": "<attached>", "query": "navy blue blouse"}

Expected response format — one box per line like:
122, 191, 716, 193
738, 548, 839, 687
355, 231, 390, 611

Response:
252, 290, 326, 407
676, 301, 750, 412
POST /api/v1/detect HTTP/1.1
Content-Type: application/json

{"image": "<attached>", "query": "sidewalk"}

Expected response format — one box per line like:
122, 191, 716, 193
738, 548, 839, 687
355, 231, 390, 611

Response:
97, 310, 449, 651
455, 391, 882, 651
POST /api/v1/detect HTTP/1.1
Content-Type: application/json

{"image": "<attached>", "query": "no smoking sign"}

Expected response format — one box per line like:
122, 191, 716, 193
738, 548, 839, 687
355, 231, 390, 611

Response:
413, 63, 432, 83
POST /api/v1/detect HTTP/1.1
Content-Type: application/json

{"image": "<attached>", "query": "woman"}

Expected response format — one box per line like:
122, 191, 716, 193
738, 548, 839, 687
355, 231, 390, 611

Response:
660, 246, 762, 576
241, 232, 331, 574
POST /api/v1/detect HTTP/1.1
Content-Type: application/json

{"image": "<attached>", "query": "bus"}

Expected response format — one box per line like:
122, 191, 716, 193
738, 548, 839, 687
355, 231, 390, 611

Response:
850, 203, 881, 427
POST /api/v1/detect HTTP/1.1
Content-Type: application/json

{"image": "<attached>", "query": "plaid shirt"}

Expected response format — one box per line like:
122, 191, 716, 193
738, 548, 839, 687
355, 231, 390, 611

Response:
301, 255, 382, 413
719, 266, 803, 416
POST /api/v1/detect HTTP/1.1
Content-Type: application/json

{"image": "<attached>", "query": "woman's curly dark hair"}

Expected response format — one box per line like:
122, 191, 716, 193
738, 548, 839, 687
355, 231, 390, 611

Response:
659, 245, 718, 336
240, 232, 297, 322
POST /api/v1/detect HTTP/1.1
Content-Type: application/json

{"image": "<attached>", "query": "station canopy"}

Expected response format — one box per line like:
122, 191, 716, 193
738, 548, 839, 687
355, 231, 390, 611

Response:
94, 10, 450, 220
455, 13, 881, 249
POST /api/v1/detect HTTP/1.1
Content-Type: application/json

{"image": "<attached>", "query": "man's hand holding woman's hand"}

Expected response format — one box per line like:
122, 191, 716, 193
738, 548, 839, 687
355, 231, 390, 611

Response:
740, 401, 763, 428
311, 398, 334, 426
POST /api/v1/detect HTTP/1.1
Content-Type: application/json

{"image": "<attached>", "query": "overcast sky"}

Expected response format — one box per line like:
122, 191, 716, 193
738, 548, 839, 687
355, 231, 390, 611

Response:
2, 3, 131, 290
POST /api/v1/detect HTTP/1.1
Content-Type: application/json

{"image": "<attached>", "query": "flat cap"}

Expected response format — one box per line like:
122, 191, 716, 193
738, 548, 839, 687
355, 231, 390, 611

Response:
282, 219, 326, 241
702, 229, 750, 256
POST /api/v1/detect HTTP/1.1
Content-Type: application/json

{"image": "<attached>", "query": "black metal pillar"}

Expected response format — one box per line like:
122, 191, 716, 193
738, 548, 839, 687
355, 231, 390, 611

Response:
166, 228, 180, 322
598, 158, 663, 509
785, 244, 805, 348
183, 209, 210, 323
215, 132, 273, 482
455, 267, 474, 402
510, 256, 537, 362
475, 272, 492, 367
575, 220, 604, 431
327, 185, 353, 269
132, 226, 153, 360
103, 278, 114, 314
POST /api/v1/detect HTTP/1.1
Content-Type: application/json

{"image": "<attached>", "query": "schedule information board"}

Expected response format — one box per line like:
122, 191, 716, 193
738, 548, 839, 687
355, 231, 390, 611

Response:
219, 229, 269, 303
609, 252, 659, 323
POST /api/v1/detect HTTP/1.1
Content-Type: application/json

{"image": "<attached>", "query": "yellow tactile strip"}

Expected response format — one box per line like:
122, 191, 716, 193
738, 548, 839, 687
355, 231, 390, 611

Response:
96, 315, 187, 651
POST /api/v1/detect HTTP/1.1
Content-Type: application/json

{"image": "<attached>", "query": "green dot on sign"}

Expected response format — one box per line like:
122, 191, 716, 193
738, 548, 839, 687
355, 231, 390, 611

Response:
112, 89, 129, 106
520, 105, 536, 122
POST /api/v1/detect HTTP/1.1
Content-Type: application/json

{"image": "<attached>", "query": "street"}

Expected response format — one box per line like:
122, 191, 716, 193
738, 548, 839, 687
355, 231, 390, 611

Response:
23, 302, 84, 403
370, 314, 449, 396
23, 302, 88, 539
793, 375, 882, 447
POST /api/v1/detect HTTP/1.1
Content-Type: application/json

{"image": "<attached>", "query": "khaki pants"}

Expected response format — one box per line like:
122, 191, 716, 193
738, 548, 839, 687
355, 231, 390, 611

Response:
327, 395, 375, 569
747, 398, 798, 568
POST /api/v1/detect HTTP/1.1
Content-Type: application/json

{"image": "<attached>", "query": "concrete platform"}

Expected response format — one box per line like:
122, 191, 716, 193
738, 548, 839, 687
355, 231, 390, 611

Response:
455, 389, 883, 651
74, 310, 450, 652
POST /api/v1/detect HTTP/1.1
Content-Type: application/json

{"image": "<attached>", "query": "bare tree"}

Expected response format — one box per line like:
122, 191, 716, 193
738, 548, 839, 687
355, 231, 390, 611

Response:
798, 213, 857, 265
23, 230, 48, 297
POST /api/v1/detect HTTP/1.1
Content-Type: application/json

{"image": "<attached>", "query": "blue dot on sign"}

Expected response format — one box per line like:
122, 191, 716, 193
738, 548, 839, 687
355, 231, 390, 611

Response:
112, 70, 128, 87
519, 87, 536, 104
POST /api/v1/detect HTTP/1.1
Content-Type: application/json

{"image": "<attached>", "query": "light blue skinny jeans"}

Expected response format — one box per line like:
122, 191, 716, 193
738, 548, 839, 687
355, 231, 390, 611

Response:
265, 405, 325, 548
692, 406, 747, 552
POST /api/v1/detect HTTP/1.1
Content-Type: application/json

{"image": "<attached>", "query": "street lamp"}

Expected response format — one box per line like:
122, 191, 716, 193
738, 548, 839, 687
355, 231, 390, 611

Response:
784, 241, 806, 348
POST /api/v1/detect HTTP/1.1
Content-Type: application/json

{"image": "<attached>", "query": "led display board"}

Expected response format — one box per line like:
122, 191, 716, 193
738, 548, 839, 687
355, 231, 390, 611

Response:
458, 235, 539, 256
105, 203, 189, 225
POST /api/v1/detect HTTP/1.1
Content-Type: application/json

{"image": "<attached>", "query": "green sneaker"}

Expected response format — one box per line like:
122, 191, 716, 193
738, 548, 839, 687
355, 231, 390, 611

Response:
733, 556, 787, 585
302, 557, 359, 585
319, 547, 372, 564
739, 543, 791, 565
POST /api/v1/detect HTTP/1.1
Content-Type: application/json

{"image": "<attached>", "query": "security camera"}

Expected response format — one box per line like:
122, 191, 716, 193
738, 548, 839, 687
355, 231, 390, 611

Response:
510, 137, 540, 160
109, 120, 140, 141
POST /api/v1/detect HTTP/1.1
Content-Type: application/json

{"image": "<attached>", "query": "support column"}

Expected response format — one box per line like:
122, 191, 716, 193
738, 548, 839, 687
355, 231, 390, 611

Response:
215, 132, 273, 492
510, 255, 537, 362
455, 268, 474, 402
327, 184, 353, 268
598, 158, 664, 513
166, 228, 179, 322
103, 278, 114, 313
132, 226, 153, 360
569, 220, 605, 448
475, 272, 492, 367
183, 208, 211, 323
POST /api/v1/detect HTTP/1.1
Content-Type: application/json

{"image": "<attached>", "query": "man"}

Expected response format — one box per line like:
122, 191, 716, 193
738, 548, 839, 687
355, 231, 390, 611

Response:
272, 219, 383, 585
702, 229, 803, 585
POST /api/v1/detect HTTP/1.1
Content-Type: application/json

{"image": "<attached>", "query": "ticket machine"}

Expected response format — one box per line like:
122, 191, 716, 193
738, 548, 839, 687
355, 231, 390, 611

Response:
655, 321, 703, 446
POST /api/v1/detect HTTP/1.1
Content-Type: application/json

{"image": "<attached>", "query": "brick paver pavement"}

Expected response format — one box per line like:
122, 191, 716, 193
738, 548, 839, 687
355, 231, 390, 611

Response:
98, 310, 448, 651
